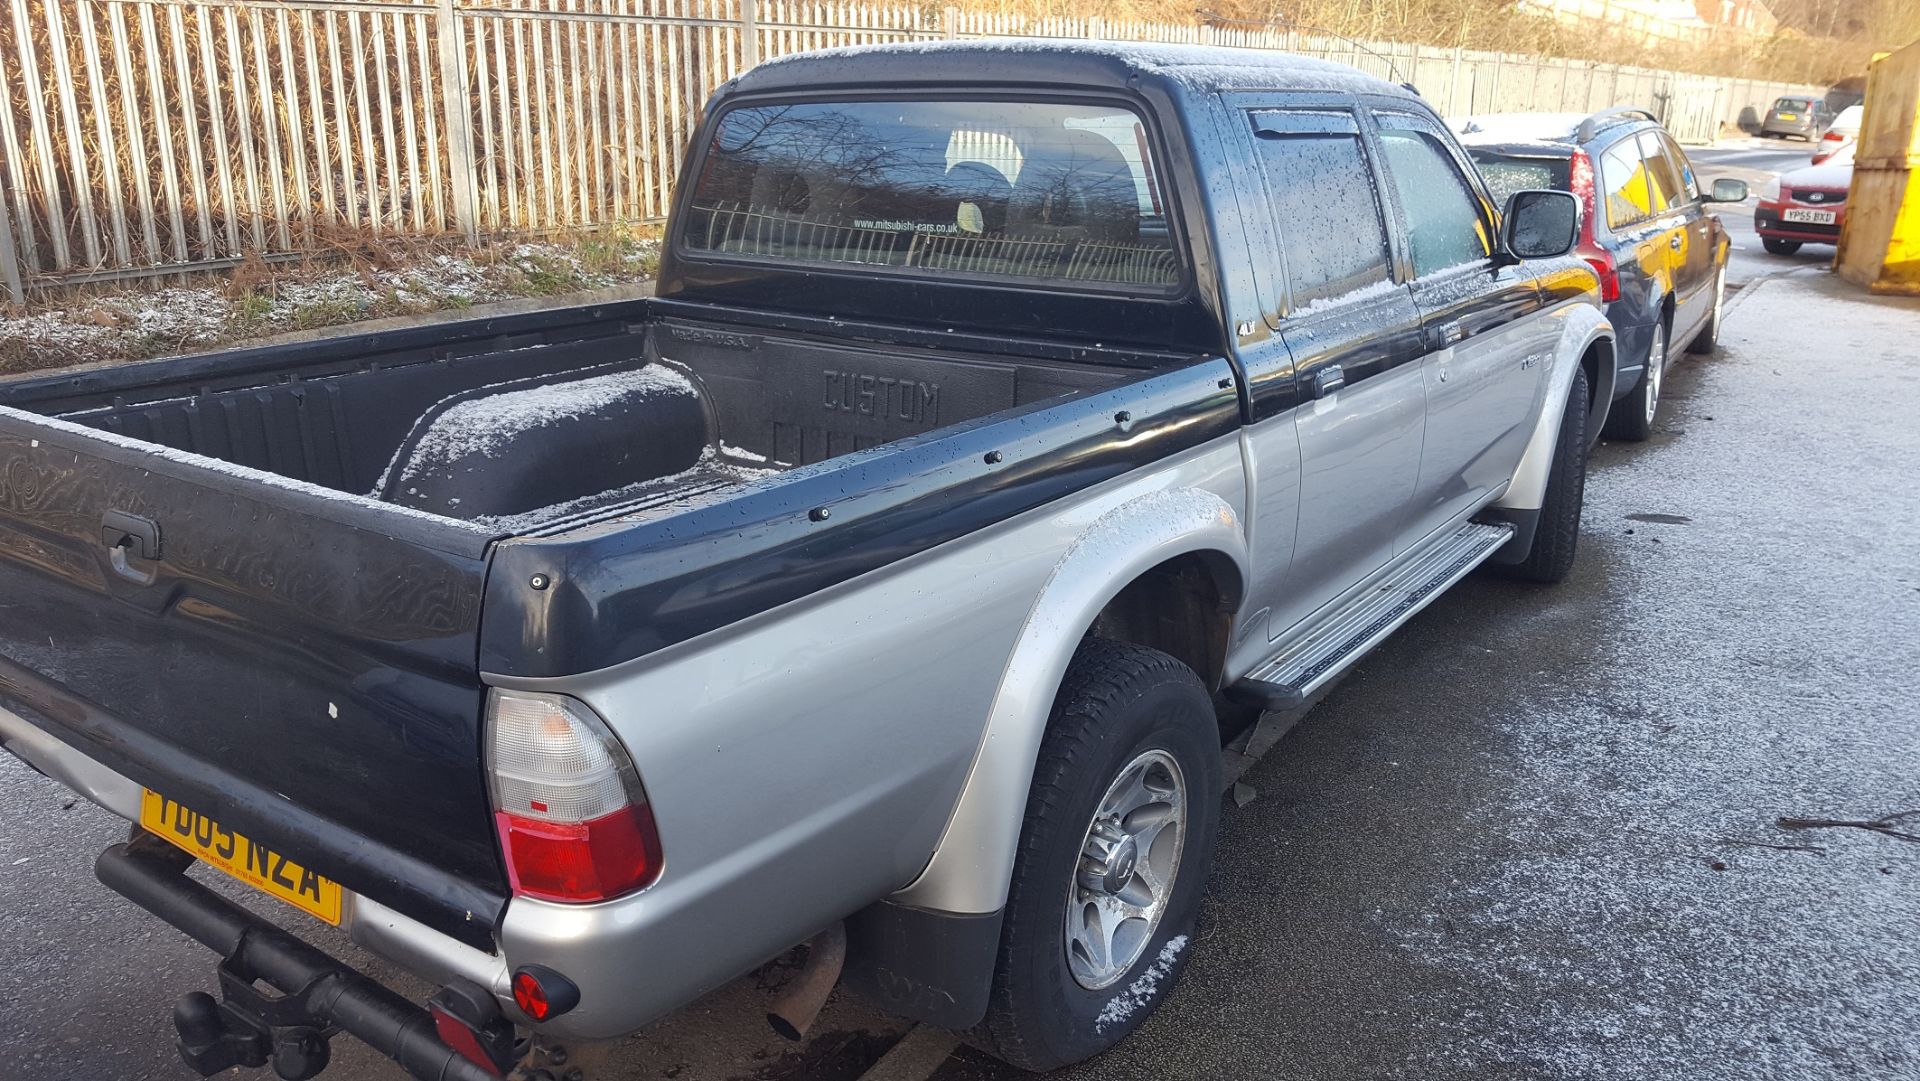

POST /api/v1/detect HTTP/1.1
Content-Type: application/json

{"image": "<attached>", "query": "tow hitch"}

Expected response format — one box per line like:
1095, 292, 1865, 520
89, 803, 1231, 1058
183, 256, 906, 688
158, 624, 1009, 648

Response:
96, 837, 511, 1081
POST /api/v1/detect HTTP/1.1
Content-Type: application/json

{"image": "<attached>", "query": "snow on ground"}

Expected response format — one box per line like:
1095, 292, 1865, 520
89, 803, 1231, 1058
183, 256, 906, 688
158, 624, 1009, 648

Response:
0, 237, 659, 375
1375, 273, 1920, 1080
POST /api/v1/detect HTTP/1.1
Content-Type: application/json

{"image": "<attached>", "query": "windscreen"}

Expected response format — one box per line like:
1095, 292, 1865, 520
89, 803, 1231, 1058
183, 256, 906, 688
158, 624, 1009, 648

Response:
1774, 98, 1812, 110
679, 100, 1181, 290
1467, 151, 1574, 207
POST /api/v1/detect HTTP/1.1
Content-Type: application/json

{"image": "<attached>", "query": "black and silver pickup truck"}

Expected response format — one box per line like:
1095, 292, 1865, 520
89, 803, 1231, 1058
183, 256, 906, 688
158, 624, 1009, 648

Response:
0, 41, 1612, 1079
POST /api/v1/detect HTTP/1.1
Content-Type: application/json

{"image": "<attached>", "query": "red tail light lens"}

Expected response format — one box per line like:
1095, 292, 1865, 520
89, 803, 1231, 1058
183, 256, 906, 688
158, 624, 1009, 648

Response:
487, 690, 663, 903
1578, 247, 1621, 302
1567, 149, 1619, 302
495, 804, 662, 902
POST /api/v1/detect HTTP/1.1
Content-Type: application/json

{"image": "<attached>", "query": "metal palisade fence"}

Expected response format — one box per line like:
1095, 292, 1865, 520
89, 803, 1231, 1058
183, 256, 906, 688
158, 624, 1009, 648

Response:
0, 0, 1825, 300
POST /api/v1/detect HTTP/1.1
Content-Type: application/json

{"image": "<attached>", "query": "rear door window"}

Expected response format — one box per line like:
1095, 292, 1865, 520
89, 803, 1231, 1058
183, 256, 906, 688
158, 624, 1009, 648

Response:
1598, 137, 1652, 230
1245, 109, 1394, 310
1465, 151, 1573, 207
1638, 133, 1690, 213
1372, 112, 1493, 277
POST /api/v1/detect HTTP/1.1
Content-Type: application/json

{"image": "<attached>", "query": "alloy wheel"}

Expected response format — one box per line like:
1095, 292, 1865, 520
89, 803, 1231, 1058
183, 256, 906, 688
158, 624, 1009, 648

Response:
1064, 749, 1187, 990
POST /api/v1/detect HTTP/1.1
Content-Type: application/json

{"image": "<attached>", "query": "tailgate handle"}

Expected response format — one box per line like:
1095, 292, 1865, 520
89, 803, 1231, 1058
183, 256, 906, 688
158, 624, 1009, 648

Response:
100, 510, 162, 579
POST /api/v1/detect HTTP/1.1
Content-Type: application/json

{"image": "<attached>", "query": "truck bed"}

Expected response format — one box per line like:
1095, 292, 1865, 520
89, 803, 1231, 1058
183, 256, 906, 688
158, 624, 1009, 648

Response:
0, 296, 1153, 944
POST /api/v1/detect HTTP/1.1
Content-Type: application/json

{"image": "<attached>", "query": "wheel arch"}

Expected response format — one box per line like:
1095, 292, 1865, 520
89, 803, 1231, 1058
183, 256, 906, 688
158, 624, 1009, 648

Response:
1496, 302, 1612, 513
1580, 333, 1616, 445
887, 486, 1248, 918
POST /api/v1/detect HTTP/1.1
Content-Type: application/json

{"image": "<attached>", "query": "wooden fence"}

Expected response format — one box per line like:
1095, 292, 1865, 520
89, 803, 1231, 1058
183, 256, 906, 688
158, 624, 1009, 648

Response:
0, 0, 1826, 300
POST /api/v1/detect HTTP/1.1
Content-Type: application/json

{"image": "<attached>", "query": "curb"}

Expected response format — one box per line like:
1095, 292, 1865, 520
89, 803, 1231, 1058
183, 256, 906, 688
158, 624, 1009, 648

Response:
1724, 266, 1825, 319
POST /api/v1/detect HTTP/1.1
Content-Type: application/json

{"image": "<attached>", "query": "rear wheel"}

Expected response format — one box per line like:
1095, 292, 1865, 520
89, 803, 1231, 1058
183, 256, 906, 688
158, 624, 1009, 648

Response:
1604, 317, 1666, 442
1687, 265, 1726, 355
1763, 237, 1802, 255
1508, 363, 1589, 584
970, 638, 1221, 1072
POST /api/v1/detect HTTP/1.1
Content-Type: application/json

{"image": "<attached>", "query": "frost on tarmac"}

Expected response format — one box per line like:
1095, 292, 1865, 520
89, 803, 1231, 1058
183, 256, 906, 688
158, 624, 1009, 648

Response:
999, 273, 1920, 1081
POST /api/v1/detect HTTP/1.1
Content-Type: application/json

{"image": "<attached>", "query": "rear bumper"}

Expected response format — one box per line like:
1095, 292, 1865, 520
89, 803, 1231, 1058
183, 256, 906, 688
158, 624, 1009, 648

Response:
0, 701, 511, 1011
95, 840, 505, 1081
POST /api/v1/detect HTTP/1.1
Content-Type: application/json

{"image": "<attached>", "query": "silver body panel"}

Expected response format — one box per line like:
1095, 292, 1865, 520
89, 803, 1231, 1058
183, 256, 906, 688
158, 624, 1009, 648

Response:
487, 433, 1250, 1037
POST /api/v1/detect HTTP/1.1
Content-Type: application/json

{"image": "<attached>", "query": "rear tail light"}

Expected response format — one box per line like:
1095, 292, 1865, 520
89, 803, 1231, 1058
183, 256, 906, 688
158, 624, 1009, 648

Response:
487, 690, 662, 903
1567, 149, 1619, 302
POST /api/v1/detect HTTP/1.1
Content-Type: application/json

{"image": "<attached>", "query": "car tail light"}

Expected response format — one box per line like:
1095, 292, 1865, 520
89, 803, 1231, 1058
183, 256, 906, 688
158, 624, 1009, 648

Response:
487, 690, 662, 903
1567, 149, 1619, 302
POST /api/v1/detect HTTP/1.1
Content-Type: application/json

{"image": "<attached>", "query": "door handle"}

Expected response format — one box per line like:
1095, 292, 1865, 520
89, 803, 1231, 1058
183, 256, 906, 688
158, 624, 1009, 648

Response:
101, 510, 161, 585
1311, 365, 1346, 399
1669, 234, 1684, 251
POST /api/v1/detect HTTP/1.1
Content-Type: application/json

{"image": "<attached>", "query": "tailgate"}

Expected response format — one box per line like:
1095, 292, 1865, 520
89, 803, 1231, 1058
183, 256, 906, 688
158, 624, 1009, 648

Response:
0, 410, 506, 949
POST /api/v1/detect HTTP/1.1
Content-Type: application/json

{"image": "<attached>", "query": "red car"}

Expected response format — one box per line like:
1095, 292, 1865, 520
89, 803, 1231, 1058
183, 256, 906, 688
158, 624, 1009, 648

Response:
1755, 161, 1851, 255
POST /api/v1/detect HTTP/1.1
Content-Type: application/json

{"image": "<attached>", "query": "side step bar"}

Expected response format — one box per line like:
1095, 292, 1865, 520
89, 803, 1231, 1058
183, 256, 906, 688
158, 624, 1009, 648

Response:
96, 839, 503, 1081
1227, 520, 1514, 710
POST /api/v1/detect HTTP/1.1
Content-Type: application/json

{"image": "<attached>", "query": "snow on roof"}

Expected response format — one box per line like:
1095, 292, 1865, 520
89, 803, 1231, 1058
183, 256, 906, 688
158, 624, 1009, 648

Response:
1454, 112, 1590, 145
744, 38, 1393, 96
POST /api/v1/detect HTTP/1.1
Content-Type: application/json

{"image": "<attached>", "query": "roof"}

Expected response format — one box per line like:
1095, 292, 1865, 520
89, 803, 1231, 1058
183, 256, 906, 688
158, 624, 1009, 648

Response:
1455, 108, 1657, 155
729, 38, 1410, 100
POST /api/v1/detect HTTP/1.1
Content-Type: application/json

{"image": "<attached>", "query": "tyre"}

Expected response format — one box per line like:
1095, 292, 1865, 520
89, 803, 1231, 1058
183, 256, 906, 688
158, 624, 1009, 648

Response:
1603, 317, 1666, 442
1508, 362, 1588, 584
1686, 264, 1726, 355
969, 637, 1222, 1072
1763, 237, 1802, 255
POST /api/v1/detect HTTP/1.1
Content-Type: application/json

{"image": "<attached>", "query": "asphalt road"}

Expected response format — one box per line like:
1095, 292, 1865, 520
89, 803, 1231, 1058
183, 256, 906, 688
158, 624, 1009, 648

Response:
1685, 138, 1835, 288
1, 146, 1909, 1081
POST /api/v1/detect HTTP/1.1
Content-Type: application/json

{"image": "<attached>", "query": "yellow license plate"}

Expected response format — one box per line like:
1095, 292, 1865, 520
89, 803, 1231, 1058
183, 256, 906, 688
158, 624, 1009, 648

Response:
1778, 113, 1798, 120
140, 790, 343, 925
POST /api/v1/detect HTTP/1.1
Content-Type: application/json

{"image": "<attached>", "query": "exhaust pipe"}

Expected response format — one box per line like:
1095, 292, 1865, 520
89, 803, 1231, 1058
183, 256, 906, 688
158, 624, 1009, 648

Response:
766, 922, 846, 1042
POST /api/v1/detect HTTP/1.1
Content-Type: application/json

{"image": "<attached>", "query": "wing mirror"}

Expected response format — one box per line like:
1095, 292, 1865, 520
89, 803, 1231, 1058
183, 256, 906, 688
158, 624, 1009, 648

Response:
1499, 189, 1581, 261
1706, 178, 1749, 203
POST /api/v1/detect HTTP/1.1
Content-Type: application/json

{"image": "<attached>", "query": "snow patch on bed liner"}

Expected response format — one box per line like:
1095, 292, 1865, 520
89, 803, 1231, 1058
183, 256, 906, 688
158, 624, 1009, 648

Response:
381, 365, 697, 494
470, 446, 781, 533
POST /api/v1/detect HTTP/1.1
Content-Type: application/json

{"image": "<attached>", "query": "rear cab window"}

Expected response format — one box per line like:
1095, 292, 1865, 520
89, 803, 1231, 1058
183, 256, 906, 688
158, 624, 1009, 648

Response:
1773, 98, 1813, 112
1465, 151, 1574, 208
678, 98, 1183, 291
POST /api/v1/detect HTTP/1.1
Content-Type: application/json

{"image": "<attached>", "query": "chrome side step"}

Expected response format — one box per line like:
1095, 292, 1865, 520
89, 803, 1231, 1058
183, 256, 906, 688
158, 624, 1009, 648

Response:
1226, 520, 1515, 711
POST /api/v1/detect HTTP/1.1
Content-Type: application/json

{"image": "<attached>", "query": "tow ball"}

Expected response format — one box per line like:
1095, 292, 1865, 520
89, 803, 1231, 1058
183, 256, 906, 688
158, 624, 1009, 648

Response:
171, 962, 335, 1080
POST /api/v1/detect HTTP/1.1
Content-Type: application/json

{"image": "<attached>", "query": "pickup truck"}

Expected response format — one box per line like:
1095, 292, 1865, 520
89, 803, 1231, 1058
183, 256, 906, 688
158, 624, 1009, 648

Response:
0, 40, 1612, 1079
